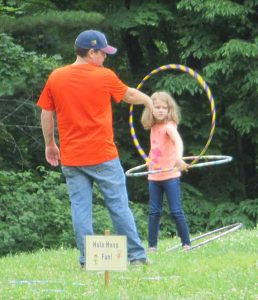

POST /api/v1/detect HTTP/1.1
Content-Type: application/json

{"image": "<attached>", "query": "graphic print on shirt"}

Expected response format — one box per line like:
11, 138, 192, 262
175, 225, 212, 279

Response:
151, 147, 162, 164
150, 135, 163, 165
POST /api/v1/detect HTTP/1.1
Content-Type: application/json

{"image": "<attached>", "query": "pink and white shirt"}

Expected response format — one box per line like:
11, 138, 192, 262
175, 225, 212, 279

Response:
148, 122, 181, 181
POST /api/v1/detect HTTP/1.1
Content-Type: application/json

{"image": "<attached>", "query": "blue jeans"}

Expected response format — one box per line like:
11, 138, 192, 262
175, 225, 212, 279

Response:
148, 178, 190, 247
61, 158, 146, 265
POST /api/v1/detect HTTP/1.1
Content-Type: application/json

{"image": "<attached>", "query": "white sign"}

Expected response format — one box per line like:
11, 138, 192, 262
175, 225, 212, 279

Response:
85, 235, 127, 271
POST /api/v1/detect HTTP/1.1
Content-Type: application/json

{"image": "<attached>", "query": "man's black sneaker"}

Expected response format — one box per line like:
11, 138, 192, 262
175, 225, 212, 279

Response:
130, 259, 149, 265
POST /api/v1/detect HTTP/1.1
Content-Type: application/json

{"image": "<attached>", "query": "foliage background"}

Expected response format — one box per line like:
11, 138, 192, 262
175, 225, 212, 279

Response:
0, 0, 257, 255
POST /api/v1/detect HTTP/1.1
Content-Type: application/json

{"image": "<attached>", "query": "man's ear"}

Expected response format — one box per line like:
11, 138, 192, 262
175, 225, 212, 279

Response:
88, 49, 95, 57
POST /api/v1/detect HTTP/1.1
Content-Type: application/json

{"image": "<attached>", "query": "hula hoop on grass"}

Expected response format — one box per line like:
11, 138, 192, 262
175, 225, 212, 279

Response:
166, 223, 243, 252
126, 155, 233, 177
7, 279, 87, 293
127, 64, 217, 175
9, 280, 86, 286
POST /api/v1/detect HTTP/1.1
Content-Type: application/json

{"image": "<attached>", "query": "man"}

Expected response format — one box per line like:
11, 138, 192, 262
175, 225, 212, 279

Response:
37, 29, 153, 267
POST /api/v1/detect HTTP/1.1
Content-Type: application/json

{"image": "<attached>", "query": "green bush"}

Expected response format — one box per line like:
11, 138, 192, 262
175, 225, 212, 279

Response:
0, 168, 256, 256
209, 198, 258, 229
0, 167, 74, 256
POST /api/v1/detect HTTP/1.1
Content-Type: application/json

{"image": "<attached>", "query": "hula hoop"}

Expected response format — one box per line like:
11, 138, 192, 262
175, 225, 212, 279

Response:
9, 280, 86, 286
126, 155, 233, 177
7, 279, 87, 293
166, 223, 243, 252
127, 64, 216, 174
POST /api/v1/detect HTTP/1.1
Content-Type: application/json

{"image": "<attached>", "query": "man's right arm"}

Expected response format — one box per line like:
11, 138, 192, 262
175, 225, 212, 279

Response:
41, 109, 60, 167
41, 110, 55, 146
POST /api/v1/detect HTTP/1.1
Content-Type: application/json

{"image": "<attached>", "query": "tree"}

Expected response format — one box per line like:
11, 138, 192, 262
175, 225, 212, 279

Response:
175, 0, 258, 199
0, 0, 257, 201
0, 33, 60, 169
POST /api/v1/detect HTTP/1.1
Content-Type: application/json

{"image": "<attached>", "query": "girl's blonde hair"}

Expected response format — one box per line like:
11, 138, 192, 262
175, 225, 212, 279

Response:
141, 91, 181, 129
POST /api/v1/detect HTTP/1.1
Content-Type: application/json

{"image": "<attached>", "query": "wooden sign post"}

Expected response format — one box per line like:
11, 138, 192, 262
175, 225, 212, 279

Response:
104, 230, 110, 286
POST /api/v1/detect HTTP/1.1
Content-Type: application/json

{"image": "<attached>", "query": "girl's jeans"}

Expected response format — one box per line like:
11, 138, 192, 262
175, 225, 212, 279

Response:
61, 158, 146, 265
148, 177, 190, 247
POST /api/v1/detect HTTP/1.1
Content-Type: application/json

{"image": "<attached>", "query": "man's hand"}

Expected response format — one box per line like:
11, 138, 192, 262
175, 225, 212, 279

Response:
45, 143, 60, 167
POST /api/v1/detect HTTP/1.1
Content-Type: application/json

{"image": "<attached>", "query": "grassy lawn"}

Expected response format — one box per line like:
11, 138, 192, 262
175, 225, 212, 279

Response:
0, 227, 257, 300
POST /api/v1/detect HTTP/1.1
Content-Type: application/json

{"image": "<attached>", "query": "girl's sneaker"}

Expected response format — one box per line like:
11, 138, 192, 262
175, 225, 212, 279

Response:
148, 247, 157, 253
182, 245, 191, 251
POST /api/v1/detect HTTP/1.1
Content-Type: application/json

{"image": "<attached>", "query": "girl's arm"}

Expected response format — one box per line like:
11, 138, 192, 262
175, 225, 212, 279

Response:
166, 124, 188, 171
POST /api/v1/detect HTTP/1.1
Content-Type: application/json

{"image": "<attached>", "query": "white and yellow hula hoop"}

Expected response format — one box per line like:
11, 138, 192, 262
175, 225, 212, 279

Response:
126, 155, 233, 177
166, 223, 243, 252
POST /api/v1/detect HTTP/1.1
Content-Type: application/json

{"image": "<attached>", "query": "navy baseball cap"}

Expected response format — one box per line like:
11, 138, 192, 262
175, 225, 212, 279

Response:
75, 29, 117, 55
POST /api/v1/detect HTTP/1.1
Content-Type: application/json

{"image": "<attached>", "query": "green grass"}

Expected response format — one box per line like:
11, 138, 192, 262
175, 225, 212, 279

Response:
0, 227, 257, 300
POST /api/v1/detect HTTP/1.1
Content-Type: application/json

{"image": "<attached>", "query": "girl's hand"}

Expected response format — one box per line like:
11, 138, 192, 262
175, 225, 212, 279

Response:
175, 159, 189, 172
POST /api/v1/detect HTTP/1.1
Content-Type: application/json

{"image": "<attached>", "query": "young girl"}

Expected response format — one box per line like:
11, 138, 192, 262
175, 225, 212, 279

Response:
141, 91, 191, 252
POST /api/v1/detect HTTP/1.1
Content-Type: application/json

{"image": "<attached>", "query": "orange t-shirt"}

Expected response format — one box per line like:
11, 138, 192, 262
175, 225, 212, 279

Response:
37, 63, 128, 166
148, 122, 181, 181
